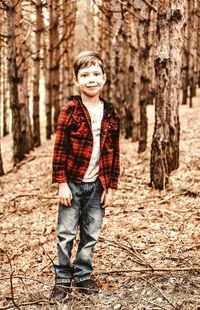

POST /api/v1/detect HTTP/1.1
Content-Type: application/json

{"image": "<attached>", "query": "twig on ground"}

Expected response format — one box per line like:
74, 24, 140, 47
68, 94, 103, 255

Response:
0, 299, 52, 310
156, 193, 176, 205
182, 244, 200, 252
6, 156, 36, 174
107, 194, 178, 217
9, 193, 57, 202
0, 248, 19, 309
127, 239, 154, 270
0, 276, 46, 285
99, 237, 153, 269
97, 266, 200, 274
141, 277, 176, 308
141, 298, 167, 310
38, 242, 54, 265
141, 0, 157, 12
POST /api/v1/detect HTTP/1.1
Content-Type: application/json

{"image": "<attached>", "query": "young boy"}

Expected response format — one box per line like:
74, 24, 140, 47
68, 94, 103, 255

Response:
52, 51, 120, 301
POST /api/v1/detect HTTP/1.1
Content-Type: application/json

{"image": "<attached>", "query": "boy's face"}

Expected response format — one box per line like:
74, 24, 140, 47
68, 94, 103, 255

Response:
74, 64, 106, 98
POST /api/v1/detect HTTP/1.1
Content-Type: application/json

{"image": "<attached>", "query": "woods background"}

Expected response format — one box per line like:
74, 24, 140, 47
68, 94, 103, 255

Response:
0, 0, 199, 188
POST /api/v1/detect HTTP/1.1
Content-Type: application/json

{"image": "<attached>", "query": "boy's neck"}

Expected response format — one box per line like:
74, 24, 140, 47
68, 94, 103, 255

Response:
81, 94, 101, 107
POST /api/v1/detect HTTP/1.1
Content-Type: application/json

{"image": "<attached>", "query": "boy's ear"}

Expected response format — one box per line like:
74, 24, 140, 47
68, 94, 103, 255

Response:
103, 73, 107, 85
74, 75, 79, 87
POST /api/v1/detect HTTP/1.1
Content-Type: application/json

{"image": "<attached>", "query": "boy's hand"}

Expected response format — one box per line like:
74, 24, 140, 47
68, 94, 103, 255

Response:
101, 188, 115, 208
58, 183, 73, 207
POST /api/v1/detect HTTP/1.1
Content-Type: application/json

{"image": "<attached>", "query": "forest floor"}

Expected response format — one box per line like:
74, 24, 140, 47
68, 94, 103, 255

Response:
0, 91, 200, 310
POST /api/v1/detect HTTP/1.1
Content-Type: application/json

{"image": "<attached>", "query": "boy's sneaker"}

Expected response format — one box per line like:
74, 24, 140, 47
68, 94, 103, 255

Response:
51, 282, 71, 302
76, 279, 100, 294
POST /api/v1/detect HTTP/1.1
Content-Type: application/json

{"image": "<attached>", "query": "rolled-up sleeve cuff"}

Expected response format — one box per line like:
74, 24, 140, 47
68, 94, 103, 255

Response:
109, 179, 118, 189
52, 171, 67, 183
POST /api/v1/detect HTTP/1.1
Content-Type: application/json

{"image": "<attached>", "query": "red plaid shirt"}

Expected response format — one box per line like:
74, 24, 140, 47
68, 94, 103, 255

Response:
52, 96, 120, 189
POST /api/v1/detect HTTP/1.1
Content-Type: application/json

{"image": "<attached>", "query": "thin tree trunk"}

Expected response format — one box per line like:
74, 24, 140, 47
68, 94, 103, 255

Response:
0, 15, 3, 138
62, 0, 76, 101
3, 44, 9, 137
0, 144, 4, 176
138, 2, 155, 153
5, 0, 26, 164
150, 0, 186, 189
50, 0, 60, 134
23, 44, 34, 153
33, 0, 43, 146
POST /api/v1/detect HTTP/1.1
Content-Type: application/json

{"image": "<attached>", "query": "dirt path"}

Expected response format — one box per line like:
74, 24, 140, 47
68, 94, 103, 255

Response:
1, 94, 200, 309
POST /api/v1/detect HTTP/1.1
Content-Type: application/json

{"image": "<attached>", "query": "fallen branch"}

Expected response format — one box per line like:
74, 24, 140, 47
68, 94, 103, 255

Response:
9, 193, 57, 202
0, 248, 19, 309
6, 156, 36, 175
97, 266, 200, 274
182, 244, 200, 252
99, 237, 153, 269
0, 276, 45, 285
127, 240, 154, 270
0, 299, 51, 310
38, 242, 55, 266
141, 0, 157, 12
141, 277, 176, 308
141, 298, 168, 310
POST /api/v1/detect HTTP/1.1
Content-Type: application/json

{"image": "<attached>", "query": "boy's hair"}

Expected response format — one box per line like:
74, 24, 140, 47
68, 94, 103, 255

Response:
73, 51, 105, 78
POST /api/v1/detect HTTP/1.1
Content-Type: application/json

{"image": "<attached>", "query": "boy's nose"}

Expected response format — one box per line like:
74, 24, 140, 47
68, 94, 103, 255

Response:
88, 77, 95, 83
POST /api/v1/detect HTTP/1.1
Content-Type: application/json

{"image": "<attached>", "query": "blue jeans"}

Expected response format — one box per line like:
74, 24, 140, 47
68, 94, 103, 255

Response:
53, 179, 105, 283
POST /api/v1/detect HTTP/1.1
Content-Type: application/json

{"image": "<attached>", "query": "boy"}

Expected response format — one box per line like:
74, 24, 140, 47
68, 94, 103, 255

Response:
52, 51, 120, 301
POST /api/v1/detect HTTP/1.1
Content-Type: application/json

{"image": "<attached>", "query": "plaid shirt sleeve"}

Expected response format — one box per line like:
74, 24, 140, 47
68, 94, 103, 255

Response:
109, 112, 120, 189
52, 104, 74, 183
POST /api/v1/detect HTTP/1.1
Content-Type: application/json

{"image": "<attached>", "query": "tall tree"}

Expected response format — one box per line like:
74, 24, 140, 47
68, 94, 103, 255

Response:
3, 0, 26, 164
0, 11, 9, 137
32, 0, 44, 146
138, 1, 157, 153
150, 0, 187, 189
46, 0, 60, 139
2, 40, 9, 137
61, 0, 77, 101
0, 144, 4, 176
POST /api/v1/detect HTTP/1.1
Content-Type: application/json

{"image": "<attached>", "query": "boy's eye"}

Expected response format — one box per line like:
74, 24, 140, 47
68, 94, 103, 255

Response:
95, 73, 100, 76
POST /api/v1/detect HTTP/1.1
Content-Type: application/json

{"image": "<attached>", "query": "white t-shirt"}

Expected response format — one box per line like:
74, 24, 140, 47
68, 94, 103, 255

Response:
83, 101, 104, 182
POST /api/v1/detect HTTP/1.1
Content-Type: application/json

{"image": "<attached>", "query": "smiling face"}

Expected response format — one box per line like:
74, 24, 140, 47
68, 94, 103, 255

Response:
74, 64, 106, 99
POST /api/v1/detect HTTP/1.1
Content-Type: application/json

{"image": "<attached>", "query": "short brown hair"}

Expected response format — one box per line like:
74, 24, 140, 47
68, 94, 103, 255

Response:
73, 51, 105, 78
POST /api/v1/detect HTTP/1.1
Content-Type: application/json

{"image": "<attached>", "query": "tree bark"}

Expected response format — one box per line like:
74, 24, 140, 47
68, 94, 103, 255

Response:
61, 0, 76, 102
5, 0, 26, 164
150, 0, 186, 189
0, 144, 4, 176
3, 43, 9, 137
33, 0, 43, 146
138, 1, 156, 153
50, 0, 60, 134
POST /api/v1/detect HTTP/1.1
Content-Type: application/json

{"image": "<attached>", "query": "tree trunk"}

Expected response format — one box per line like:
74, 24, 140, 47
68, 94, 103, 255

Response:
3, 44, 9, 137
49, 0, 60, 134
0, 15, 3, 138
5, 0, 26, 164
98, 0, 114, 103
61, 0, 76, 102
33, 0, 43, 146
0, 12, 9, 137
138, 1, 156, 153
23, 44, 34, 153
0, 144, 4, 176
150, 0, 186, 189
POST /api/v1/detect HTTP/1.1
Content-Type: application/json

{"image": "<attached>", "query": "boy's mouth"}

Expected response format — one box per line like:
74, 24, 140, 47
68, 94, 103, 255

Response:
87, 84, 98, 88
